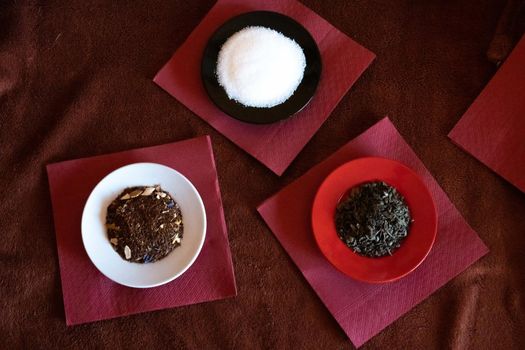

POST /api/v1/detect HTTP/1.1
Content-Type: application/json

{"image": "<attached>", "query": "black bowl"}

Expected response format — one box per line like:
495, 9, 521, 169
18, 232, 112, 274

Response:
201, 11, 322, 124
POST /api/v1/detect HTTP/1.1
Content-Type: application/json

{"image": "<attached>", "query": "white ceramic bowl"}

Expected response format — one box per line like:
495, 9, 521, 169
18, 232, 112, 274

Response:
81, 162, 206, 288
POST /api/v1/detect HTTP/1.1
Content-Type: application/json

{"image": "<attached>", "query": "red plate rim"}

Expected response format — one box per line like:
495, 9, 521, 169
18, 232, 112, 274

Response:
311, 157, 438, 283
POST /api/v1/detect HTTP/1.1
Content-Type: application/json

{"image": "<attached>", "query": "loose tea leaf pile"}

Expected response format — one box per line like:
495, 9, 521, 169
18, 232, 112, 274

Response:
106, 185, 183, 263
335, 181, 411, 258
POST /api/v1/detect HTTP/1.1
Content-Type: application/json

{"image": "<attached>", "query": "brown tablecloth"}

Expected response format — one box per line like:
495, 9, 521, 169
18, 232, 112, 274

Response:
1, 1, 524, 348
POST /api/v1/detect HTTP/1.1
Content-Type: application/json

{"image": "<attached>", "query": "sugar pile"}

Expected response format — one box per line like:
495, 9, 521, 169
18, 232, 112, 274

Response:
216, 26, 306, 108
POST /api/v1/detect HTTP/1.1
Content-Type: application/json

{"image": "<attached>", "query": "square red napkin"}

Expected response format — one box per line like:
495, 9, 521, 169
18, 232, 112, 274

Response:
47, 136, 236, 325
257, 118, 488, 347
154, 0, 375, 176
449, 35, 525, 193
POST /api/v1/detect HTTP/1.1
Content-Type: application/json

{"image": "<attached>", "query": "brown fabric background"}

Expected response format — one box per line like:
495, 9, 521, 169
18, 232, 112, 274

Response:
1, 0, 524, 348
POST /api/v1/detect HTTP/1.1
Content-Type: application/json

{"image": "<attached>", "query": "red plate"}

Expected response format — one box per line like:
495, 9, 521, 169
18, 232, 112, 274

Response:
311, 157, 438, 283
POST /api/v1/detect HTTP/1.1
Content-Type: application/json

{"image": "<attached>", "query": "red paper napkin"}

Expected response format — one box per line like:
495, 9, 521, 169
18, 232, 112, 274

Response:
449, 35, 525, 193
257, 118, 488, 347
47, 136, 236, 325
154, 0, 375, 176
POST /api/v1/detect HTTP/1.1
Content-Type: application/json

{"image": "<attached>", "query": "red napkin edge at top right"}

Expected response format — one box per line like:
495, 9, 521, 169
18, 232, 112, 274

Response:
449, 35, 525, 193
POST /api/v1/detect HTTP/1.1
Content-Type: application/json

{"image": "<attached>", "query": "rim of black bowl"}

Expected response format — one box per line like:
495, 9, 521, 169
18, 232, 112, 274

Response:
201, 11, 322, 124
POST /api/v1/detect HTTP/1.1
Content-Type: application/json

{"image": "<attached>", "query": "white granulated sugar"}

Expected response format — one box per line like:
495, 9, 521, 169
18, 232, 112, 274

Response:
217, 26, 307, 108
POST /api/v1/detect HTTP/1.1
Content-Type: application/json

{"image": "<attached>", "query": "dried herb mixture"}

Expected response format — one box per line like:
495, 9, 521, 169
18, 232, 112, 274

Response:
335, 181, 411, 258
106, 185, 183, 263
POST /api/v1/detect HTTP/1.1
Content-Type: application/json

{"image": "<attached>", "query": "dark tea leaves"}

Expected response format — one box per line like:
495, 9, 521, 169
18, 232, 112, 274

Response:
335, 181, 411, 258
